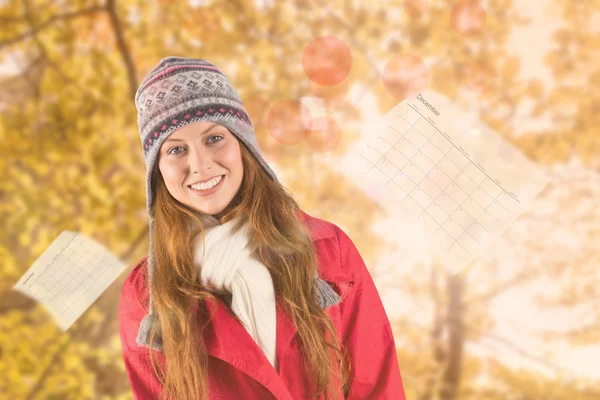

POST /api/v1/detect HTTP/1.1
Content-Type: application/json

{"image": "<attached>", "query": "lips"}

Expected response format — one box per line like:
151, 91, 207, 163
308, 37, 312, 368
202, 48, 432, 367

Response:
188, 175, 224, 186
188, 175, 226, 196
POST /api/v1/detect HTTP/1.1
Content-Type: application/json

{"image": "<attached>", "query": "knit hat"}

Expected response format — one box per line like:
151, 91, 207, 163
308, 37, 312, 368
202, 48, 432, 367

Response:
134, 56, 340, 351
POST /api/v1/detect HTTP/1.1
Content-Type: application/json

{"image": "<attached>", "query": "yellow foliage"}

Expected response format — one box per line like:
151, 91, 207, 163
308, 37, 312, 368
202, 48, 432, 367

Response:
527, 79, 544, 98
1, 0, 599, 398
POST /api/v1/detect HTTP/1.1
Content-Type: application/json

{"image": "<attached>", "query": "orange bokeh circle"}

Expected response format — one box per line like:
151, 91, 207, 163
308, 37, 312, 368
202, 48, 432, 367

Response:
306, 117, 342, 153
382, 55, 430, 100
266, 100, 313, 145
303, 36, 353, 86
242, 96, 285, 160
450, 0, 487, 37
243, 96, 270, 128
306, 68, 349, 108
255, 125, 286, 162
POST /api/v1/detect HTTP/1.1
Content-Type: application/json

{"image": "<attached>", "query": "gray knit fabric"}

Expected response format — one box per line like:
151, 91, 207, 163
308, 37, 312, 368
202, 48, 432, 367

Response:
134, 56, 340, 351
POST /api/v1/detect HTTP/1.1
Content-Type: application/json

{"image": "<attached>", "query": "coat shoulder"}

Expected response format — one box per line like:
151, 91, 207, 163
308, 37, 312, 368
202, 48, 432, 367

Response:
297, 209, 337, 242
298, 210, 353, 283
120, 256, 150, 314
118, 257, 151, 354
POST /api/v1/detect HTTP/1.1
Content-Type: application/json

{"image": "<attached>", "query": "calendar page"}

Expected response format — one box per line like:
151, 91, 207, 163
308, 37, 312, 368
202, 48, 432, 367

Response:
338, 89, 549, 274
11, 231, 126, 331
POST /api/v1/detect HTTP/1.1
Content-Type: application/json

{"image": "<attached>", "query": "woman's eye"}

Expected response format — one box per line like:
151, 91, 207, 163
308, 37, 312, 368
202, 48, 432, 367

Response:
168, 146, 184, 155
207, 135, 223, 144
167, 135, 223, 155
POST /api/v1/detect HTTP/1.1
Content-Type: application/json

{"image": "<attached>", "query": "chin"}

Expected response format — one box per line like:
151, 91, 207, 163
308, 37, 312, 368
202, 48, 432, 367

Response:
196, 203, 230, 217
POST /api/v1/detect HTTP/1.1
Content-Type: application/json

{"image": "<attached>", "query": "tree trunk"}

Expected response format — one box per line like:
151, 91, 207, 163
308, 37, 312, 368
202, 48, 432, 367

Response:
440, 273, 465, 400
418, 263, 446, 400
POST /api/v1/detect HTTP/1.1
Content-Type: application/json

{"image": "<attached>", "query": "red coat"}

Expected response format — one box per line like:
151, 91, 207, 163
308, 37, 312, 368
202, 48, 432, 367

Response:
119, 210, 406, 399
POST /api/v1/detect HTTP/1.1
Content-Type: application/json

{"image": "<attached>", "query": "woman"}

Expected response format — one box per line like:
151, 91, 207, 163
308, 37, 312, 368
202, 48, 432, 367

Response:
119, 56, 406, 400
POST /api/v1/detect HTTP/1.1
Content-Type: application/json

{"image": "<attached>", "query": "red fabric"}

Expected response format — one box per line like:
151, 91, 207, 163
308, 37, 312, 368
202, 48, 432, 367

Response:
119, 210, 406, 399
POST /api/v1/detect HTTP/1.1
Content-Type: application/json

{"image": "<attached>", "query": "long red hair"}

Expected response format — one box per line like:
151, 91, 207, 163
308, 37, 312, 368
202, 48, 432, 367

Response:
146, 140, 351, 399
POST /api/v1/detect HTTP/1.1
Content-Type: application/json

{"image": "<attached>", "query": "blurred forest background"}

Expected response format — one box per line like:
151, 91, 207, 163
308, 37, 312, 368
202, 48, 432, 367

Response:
1, 0, 599, 399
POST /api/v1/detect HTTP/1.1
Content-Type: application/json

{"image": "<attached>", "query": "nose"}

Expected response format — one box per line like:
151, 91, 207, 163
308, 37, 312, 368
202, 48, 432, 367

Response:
188, 146, 214, 174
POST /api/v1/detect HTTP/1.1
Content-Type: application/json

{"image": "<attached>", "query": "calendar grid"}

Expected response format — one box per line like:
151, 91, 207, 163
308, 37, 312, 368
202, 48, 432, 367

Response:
446, 194, 496, 253
342, 90, 550, 274
429, 158, 471, 250
365, 115, 420, 176
405, 103, 520, 203
13, 230, 128, 332
436, 172, 485, 253
28, 234, 115, 318
356, 100, 524, 260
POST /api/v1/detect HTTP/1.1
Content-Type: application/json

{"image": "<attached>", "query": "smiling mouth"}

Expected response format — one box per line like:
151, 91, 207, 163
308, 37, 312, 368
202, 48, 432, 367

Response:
188, 175, 225, 191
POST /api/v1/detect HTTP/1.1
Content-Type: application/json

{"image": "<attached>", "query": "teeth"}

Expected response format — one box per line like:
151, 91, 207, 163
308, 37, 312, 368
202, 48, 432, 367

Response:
190, 176, 223, 191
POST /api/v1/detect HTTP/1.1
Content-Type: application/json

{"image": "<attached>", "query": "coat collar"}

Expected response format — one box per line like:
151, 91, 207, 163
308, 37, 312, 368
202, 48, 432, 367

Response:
203, 296, 298, 398
200, 209, 348, 398
295, 209, 335, 241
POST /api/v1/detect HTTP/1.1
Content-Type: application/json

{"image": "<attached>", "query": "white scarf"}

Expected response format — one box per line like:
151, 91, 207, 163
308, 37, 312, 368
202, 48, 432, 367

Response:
192, 216, 278, 371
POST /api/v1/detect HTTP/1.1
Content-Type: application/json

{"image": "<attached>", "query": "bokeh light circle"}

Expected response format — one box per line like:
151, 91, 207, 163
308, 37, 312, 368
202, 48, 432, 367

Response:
306, 68, 349, 108
306, 117, 342, 152
243, 97, 285, 161
450, 0, 487, 37
266, 100, 313, 145
404, 0, 430, 18
303, 36, 353, 86
382, 55, 430, 100
256, 125, 286, 161
243, 96, 270, 128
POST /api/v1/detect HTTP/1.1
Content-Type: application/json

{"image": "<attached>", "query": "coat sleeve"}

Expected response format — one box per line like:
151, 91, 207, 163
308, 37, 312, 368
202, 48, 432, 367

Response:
118, 257, 165, 400
335, 226, 406, 400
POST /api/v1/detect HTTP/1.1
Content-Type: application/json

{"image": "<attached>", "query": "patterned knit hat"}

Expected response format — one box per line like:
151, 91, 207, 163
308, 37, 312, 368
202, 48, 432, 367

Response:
134, 56, 340, 351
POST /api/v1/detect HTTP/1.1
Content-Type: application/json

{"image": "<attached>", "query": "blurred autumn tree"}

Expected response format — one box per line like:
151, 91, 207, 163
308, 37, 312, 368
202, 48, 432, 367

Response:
1, 0, 598, 399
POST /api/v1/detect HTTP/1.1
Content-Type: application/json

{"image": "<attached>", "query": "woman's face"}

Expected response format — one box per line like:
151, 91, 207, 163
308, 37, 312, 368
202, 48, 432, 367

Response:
158, 121, 244, 219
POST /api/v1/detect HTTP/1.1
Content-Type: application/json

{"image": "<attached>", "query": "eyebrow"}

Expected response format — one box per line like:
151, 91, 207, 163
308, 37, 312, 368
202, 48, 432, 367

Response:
164, 124, 219, 143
